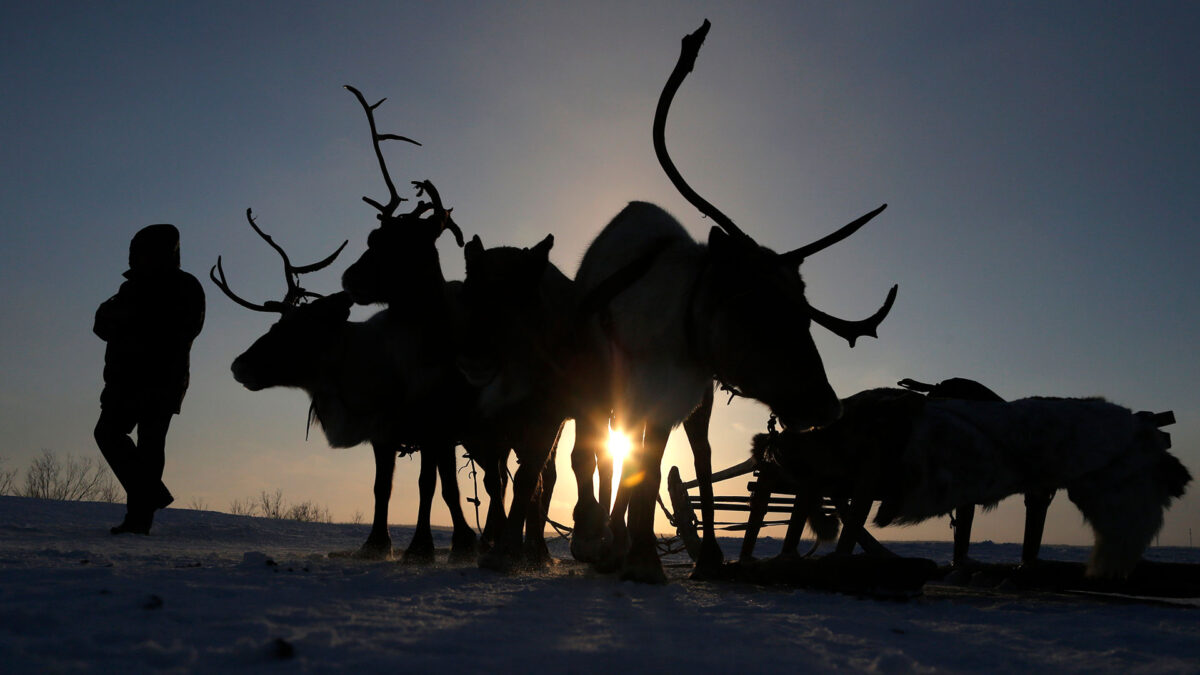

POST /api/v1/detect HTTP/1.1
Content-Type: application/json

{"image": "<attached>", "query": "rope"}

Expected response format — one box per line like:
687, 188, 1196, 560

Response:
459, 453, 483, 535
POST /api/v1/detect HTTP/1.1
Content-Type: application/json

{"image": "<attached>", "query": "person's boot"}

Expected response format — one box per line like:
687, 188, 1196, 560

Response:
110, 506, 154, 535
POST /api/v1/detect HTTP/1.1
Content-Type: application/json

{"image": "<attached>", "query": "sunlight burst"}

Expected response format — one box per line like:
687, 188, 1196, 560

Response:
606, 425, 642, 491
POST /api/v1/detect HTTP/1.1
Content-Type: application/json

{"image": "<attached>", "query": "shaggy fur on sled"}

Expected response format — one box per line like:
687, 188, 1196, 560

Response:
756, 388, 1191, 578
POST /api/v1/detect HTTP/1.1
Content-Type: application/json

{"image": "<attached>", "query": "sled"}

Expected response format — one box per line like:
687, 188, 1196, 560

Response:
935, 559, 1200, 599
663, 457, 890, 562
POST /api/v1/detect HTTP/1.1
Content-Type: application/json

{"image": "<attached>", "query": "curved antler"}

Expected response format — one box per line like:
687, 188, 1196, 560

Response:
344, 84, 422, 219
210, 209, 348, 313
209, 256, 283, 313
782, 203, 888, 265
809, 284, 898, 348
653, 19, 751, 243
412, 179, 465, 247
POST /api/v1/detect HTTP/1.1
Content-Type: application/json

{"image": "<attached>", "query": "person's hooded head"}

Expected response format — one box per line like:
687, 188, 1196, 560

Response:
129, 224, 181, 273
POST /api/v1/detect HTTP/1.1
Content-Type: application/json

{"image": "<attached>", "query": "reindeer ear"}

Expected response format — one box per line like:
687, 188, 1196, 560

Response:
465, 235, 484, 266
530, 234, 554, 260
707, 226, 733, 257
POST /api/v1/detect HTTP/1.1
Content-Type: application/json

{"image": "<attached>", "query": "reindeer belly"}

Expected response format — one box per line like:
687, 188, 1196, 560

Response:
577, 203, 710, 427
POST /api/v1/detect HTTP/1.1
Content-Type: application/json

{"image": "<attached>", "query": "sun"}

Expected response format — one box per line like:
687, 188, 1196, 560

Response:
606, 424, 635, 492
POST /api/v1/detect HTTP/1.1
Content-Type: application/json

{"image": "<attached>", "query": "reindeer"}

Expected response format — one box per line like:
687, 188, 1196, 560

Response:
754, 387, 1190, 578
211, 211, 480, 562
337, 86, 558, 569
568, 20, 899, 583
455, 233, 610, 569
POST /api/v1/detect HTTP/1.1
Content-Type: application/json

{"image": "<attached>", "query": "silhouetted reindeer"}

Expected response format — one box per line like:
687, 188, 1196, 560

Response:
456, 233, 604, 569
569, 20, 898, 583
754, 387, 1189, 578
211, 211, 479, 562
338, 86, 556, 568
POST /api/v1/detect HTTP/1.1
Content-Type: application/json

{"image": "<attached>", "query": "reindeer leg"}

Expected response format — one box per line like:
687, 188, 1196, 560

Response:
480, 448, 509, 552
437, 446, 479, 563
402, 447, 438, 565
593, 472, 632, 574
620, 422, 670, 584
952, 503, 976, 567
570, 414, 612, 563
684, 387, 724, 575
1022, 489, 1055, 566
524, 424, 561, 567
356, 444, 395, 559
480, 426, 555, 572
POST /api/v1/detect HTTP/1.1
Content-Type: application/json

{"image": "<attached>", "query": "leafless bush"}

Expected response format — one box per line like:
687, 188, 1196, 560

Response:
228, 489, 331, 523
20, 450, 122, 503
350, 510, 364, 525
286, 500, 332, 523
187, 497, 210, 511
229, 498, 257, 517
258, 489, 286, 519
0, 457, 17, 496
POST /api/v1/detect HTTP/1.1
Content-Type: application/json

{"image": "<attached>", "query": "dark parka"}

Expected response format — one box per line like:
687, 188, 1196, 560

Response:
94, 224, 205, 413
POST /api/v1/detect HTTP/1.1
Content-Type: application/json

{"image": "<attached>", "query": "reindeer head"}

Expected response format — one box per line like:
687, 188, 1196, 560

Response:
211, 209, 351, 392
338, 85, 464, 305
460, 233, 571, 418
656, 20, 897, 430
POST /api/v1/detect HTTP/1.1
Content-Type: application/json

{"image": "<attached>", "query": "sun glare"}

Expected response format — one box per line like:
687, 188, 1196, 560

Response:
606, 425, 635, 493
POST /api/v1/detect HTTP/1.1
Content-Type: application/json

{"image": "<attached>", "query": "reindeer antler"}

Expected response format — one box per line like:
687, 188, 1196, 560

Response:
809, 284, 898, 348
653, 20, 752, 244
412, 179, 465, 247
210, 208, 348, 313
344, 85, 422, 220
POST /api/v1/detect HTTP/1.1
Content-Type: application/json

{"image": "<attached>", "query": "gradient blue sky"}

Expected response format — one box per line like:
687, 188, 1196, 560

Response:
2, 2, 1197, 546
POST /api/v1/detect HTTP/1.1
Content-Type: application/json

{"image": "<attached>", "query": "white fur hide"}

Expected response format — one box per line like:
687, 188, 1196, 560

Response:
575, 202, 712, 427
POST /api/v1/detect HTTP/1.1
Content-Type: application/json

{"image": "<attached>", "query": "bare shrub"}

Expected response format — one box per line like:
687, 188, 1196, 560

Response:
229, 498, 258, 517
351, 510, 364, 525
0, 457, 17, 496
228, 489, 331, 523
286, 500, 332, 523
187, 497, 210, 511
20, 450, 122, 503
258, 489, 286, 519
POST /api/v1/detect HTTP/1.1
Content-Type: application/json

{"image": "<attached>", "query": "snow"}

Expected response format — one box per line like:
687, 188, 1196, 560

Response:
1, 497, 1196, 673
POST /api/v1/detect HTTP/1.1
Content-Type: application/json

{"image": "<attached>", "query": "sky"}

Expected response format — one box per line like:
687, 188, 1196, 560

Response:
1, 2, 1198, 548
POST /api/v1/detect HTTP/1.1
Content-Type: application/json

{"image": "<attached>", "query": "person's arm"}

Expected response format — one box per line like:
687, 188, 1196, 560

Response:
93, 282, 135, 342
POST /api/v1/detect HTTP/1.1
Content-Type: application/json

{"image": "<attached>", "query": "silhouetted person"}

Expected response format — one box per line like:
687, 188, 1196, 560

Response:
94, 224, 204, 534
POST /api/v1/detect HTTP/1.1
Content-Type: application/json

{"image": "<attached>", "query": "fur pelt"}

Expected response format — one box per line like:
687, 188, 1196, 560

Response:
757, 388, 1191, 578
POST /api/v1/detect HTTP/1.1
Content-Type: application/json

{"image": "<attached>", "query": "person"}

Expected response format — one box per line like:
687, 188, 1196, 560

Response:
93, 224, 205, 534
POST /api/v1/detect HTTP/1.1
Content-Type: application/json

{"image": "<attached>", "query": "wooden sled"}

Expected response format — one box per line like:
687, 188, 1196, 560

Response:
665, 457, 891, 563
936, 559, 1200, 599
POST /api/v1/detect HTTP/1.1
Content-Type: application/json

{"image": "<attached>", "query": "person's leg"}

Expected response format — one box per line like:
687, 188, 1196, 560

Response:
94, 406, 139, 497
133, 411, 174, 511
96, 406, 150, 533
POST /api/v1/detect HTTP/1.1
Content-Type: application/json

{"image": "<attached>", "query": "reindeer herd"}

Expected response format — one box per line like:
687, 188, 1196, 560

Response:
212, 21, 1189, 584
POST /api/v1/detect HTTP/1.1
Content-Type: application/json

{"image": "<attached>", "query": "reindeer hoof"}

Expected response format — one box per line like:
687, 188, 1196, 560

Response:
352, 543, 394, 561
447, 531, 479, 564
619, 559, 668, 585
570, 504, 611, 563
401, 544, 436, 565
478, 548, 517, 573
618, 544, 667, 584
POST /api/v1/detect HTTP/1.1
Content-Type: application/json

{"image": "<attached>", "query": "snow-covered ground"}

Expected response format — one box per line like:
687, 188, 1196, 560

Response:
0, 496, 1196, 673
